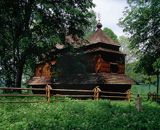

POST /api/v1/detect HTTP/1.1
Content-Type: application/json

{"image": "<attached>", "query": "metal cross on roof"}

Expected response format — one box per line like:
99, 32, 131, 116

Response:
98, 13, 101, 23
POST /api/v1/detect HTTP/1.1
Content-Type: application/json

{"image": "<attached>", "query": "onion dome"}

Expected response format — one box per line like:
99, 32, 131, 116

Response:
96, 22, 102, 29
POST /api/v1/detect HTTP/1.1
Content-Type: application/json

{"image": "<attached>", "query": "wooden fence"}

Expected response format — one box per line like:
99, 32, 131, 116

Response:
0, 85, 131, 103
148, 92, 160, 102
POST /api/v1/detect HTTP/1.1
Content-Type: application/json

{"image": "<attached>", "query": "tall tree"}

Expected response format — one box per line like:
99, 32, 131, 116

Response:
0, 0, 95, 88
119, 0, 160, 93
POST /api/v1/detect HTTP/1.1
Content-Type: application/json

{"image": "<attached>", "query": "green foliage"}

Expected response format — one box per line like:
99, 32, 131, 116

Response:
118, 36, 137, 63
131, 84, 157, 95
0, 99, 160, 130
126, 62, 157, 84
103, 27, 118, 42
84, 10, 97, 39
119, 0, 160, 76
153, 58, 160, 74
0, 0, 95, 87
120, 0, 160, 94
119, 36, 157, 87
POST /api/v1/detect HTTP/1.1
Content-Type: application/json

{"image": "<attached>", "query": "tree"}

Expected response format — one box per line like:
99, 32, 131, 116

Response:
84, 10, 97, 39
0, 0, 95, 89
119, 36, 156, 86
119, 36, 137, 63
153, 58, 160, 94
103, 27, 118, 42
119, 0, 160, 94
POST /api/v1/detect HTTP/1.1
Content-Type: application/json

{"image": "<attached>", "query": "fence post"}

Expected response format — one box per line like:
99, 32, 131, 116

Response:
127, 90, 131, 102
93, 86, 101, 100
156, 93, 158, 102
46, 84, 52, 103
135, 94, 142, 112
153, 92, 156, 101
147, 92, 151, 100
45, 85, 48, 102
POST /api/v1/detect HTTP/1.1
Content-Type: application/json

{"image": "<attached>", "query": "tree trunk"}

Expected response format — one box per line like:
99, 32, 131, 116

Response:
15, 61, 25, 93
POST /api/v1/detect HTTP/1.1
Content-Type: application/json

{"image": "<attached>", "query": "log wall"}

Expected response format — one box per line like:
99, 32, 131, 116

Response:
34, 59, 56, 78
91, 54, 125, 74
33, 54, 125, 80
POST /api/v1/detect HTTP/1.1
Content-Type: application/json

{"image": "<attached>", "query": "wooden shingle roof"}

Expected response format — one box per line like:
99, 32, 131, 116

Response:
88, 28, 120, 46
28, 76, 51, 85
53, 73, 135, 85
82, 47, 125, 55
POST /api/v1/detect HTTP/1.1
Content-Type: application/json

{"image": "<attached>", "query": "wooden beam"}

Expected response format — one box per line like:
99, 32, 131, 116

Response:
101, 91, 128, 95
52, 89, 93, 93
0, 94, 46, 97
0, 87, 45, 91
54, 95, 93, 98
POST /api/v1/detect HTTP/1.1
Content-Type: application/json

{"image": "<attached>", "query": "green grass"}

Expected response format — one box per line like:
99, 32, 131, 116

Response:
131, 85, 157, 95
0, 98, 160, 130
130, 85, 157, 101
0, 85, 159, 130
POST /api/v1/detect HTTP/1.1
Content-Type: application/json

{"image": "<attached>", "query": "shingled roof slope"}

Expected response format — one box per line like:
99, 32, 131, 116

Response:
28, 76, 51, 85
53, 73, 135, 85
88, 28, 120, 46
82, 47, 125, 55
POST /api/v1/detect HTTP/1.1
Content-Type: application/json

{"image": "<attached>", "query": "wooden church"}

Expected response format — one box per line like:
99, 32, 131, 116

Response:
28, 22, 135, 98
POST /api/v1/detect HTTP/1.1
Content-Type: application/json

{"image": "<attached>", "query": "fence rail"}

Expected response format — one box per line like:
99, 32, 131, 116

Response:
148, 92, 160, 102
0, 85, 132, 103
0, 87, 45, 91
0, 94, 46, 97
53, 89, 93, 93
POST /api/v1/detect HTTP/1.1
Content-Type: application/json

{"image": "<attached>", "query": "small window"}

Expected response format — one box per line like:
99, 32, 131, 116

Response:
110, 63, 118, 73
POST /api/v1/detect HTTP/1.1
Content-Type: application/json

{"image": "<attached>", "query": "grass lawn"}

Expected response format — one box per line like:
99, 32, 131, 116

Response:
131, 84, 157, 95
0, 97, 160, 130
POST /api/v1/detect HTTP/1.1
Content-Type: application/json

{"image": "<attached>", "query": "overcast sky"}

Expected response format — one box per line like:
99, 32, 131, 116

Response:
93, 0, 128, 37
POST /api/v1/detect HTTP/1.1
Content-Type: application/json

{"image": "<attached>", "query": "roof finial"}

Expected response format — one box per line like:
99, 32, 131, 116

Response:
97, 13, 102, 29
98, 13, 101, 22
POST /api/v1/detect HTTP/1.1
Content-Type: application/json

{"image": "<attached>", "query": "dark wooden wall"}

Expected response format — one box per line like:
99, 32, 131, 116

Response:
83, 53, 125, 74
33, 52, 125, 80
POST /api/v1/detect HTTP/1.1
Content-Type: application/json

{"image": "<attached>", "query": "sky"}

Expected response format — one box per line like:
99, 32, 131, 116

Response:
93, 0, 128, 37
